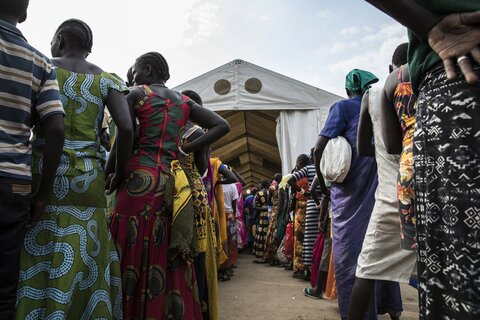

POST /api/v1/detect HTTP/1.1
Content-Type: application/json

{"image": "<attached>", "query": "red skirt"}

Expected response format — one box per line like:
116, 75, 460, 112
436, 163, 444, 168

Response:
110, 168, 202, 319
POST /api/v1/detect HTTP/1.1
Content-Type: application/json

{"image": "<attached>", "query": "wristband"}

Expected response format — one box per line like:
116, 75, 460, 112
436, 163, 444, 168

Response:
178, 146, 189, 156
300, 189, 305, 195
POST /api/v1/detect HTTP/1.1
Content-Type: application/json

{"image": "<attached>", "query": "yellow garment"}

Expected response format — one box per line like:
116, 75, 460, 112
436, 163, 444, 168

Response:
167, 160, 196, 263
171, 160, 193, 222
211, 157, 228, 266
279, 174, 292, 188
205, 216, 219, 320
181, 141, 219, 320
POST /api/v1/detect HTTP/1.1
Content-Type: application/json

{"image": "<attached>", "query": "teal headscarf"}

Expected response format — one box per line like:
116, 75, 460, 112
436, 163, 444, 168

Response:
345, 69, 379, 94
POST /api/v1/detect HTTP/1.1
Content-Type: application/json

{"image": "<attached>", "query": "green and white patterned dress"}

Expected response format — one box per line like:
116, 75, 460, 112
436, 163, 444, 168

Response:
16, 68, 127, 319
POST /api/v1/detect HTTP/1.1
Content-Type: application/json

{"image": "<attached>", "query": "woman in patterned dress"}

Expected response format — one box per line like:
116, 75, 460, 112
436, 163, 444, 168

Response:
288, 154, 310, 278
180, 89, 219, 320
393, 71, 417, 250
381, 63, 417, 250
108, 52, 229, 319
263, 174, 282, 264
252, 179, 271, 262
234, 181, 247, 249
16, 19, 134, 319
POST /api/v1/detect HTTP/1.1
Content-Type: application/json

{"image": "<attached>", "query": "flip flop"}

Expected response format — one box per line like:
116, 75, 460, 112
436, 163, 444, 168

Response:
303, 288, 322, 300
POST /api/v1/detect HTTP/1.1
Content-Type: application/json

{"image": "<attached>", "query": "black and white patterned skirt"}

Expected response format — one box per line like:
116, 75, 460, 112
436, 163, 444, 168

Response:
414, 65, 480, 320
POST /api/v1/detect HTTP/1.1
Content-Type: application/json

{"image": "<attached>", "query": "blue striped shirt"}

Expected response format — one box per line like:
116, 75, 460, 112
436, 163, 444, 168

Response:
0, 20, 64, 180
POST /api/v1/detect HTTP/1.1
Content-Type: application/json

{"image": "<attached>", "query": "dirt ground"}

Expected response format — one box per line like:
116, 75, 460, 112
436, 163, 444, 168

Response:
218, 252, 419, 320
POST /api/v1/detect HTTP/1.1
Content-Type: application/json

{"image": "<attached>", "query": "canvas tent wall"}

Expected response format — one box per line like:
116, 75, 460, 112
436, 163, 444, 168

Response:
173, 59, 342, 184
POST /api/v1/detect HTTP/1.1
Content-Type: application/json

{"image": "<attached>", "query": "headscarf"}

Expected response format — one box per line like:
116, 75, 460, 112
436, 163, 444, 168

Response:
345, 69, 378, 94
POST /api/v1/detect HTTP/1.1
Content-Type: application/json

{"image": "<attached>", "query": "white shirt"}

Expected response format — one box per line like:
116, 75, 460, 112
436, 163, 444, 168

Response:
222, 183, 239, 212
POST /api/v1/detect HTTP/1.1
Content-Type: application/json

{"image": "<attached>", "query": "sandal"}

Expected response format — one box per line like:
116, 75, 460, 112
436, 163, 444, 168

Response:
303, 288, 322, 300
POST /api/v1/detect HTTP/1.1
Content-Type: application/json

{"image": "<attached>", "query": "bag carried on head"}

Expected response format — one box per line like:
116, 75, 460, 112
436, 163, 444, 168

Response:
320, 136, 352, 183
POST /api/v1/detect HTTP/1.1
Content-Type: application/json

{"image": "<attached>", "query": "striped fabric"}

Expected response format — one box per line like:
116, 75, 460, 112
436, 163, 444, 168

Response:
0, 20, 63, 180
292, 164, 321, 267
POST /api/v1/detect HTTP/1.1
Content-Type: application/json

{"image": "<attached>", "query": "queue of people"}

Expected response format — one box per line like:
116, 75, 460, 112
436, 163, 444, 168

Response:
244, 12, 480, 318
1, 0, 480, 320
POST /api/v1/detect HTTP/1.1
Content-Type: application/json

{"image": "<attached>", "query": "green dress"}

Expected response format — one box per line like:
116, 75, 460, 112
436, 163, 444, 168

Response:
16, 69, 127, 319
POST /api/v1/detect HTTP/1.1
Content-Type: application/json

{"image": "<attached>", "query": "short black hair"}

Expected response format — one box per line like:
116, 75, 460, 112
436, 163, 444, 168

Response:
260, 179, 271, 189
55, 19, 93, 53
296, 154, 309, 169
392, 43, 408, 67
274, 173, 282, 182
182, 90, 203, 106
0, 0, 29, 21
136, 52, 170, 82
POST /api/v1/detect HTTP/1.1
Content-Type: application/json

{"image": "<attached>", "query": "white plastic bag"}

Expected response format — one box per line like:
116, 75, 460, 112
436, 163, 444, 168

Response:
320, 136, 352, 183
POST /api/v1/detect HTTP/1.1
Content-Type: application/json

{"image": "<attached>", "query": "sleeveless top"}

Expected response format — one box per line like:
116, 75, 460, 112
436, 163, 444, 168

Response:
128, 85, 191, 173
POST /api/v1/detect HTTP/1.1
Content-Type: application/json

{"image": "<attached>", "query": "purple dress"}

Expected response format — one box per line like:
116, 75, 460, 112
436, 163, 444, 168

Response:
235, 182, 247, 248
321, 96, 399, 319
244, 195, 255, 246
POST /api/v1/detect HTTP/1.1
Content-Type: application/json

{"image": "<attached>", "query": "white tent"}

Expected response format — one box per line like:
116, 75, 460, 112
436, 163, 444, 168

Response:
174, 59, 342, 183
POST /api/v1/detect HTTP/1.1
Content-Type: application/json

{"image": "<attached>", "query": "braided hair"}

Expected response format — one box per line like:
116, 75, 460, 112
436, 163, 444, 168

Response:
55, 19, 93, 53
135, 52, 170, 82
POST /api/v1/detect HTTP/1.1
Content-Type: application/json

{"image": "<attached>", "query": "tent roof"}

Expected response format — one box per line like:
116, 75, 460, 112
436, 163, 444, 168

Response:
174, 59, 342, 112
173, 59, 342, 185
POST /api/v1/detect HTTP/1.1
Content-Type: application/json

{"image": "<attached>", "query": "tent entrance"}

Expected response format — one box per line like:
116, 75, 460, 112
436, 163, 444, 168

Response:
211, 110, 281, 186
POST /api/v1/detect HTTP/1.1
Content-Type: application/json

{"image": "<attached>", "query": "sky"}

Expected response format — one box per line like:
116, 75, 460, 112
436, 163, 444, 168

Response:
20, 0, 407, 97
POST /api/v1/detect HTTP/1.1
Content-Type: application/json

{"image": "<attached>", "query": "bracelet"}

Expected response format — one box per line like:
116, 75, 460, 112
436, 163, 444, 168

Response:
300, 189, 305, 195
178, 146, 189, 156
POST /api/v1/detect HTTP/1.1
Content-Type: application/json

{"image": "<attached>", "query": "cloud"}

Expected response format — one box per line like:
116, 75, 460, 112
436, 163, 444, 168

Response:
317, 10, 330, 19
361, 23, 405, 43
257, 14, 272, 22
329, 41, 359, 54
183, 0, 223, 46
330, 42, 347, 54
362, 26, 374, 33
326, 23, 408, 93
340, 27, 359, 36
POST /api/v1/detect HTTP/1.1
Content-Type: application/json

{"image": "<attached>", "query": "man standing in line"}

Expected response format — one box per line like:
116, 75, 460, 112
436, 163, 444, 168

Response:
219, 182, 240, 280
0, 1, 65, 317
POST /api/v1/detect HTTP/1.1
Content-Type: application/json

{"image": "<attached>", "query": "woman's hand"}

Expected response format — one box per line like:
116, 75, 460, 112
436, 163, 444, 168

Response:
106, 173, 122, 194
320, 187, 330, 197
428, 10, 480, 83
